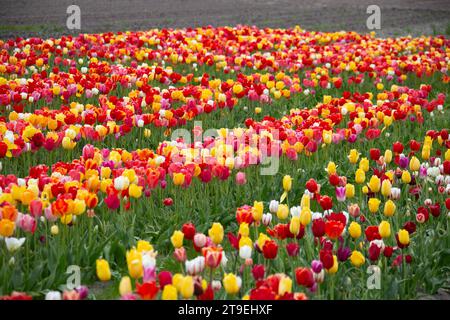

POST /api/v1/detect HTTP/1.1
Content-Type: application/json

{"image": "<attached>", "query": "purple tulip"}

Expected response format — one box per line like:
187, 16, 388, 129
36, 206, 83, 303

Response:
337, 246, 351, 262
311, 260, 323, 273
336, 186, 346, 202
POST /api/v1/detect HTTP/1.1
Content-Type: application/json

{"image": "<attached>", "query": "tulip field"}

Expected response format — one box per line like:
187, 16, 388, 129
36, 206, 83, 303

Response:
0, 26, 449, 300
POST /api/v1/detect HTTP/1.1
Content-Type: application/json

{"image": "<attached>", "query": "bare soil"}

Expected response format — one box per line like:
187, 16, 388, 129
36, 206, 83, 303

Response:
0, 0, 449, 39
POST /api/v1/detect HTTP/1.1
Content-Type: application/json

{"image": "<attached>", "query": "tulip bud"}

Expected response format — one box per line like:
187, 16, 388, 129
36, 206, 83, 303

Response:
119, 276, 132, 296
96, 259, 111, 282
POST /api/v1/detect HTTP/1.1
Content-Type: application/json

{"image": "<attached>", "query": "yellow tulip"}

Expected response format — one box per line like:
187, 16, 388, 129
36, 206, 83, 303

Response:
137, 240, 153, 252
348, 222, 361, 239
300, 207, 312, 226
277, 204, 289, 220
345, 184, 355, 198
223, 273, 241, 295
162, 284, 178, 300
208, 222, 224, 244
326, 161, 337, 175
381, 179, 392, 197
355, 169, 365, 184
368, 198, 381, 213
96, 259, 111, 282
278, 276, 292, 296
0, 219, 15, 237
289, 216, 301, 235
378, 221, 391, 238
383, 200, 396, 217
350, 251, 365, 267
239, 223, 250, 237
300, 194, 310, 209
359, 158, 369, 172
119, 276, 132, 296
282, 175, 292, 191
368, 175, 381, 193
129, 184, 143, 198
180, 276, 194, 299
422, 146, 431, 160
398, 229, 410, 246
409, 156, 420, 171
384, 149, 393, 163
252, 201, 263, 221
173, 173, 185, 186
348, 149, 360, 164
401, 170, 411, 184
171, 230, 184, 248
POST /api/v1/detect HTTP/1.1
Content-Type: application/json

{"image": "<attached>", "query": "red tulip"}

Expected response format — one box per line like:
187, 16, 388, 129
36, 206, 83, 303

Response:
251, 264, 265, 281
182, 222, 196, 240
305, 178, 318, 193
295, 268, 314, 288
369, 148, 381, 160
136, 281, 159, 300
286, 243, 299, 257
319, 195, 333, 211
365, 226, 381, 242
312, 218, 325, 237
393, 141, 404, 154
324, 220, 344, 240
262, 240, 278, 259
319, 249, 334, 269
29, 199, 43, 217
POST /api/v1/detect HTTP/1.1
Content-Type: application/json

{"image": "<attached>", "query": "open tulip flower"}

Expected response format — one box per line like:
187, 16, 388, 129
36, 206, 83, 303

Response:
0, 25, 448, 300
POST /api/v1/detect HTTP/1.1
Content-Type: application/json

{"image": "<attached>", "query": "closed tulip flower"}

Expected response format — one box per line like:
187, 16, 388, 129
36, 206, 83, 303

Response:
368, 175, 381, 193
350, 251, 365, 267
348, 221, 361, 239
384, 149, 393, 163
359, 158, 370, 172
162, 284, 178, 300
368, 198, 381, 213
326, 161, 337, 175
355, 169, 365, 184
253, 201, 263, 221
278, 276, 293, 296
401, 170, 412, 184
383, 200, 396, 217
119, 276, 132, 296
129, 184, 142, 198
180, 276, 194, 299
289, 216, 301, 235
282, 175, 292, 191
223, 273, 241, 295
348, 149, 360, 164
269, 200, 279, 214
0, 219, 15, 237
96, 259, 111, 281
378, 221, 391, 238
300, 207, 312, 225
262, 239, 278, 259
171, 230, 184, 248
381, 179, 392, 197
277, 204, 289, 220
398, 229, 410, 246
346, 183, 355, 198
409, 156, 420, 171
173, 173, 185, 186
208, 223, 224, 244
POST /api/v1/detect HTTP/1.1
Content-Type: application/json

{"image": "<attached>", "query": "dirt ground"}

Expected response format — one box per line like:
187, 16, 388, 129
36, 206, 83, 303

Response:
0, 0, 449, 39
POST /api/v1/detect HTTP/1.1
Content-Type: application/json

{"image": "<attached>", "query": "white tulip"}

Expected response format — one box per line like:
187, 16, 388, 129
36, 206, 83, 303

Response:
239, 245, 252, 259
269, 200, 279, 214
5, 237, 26, 252
45, 291, 62, 300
